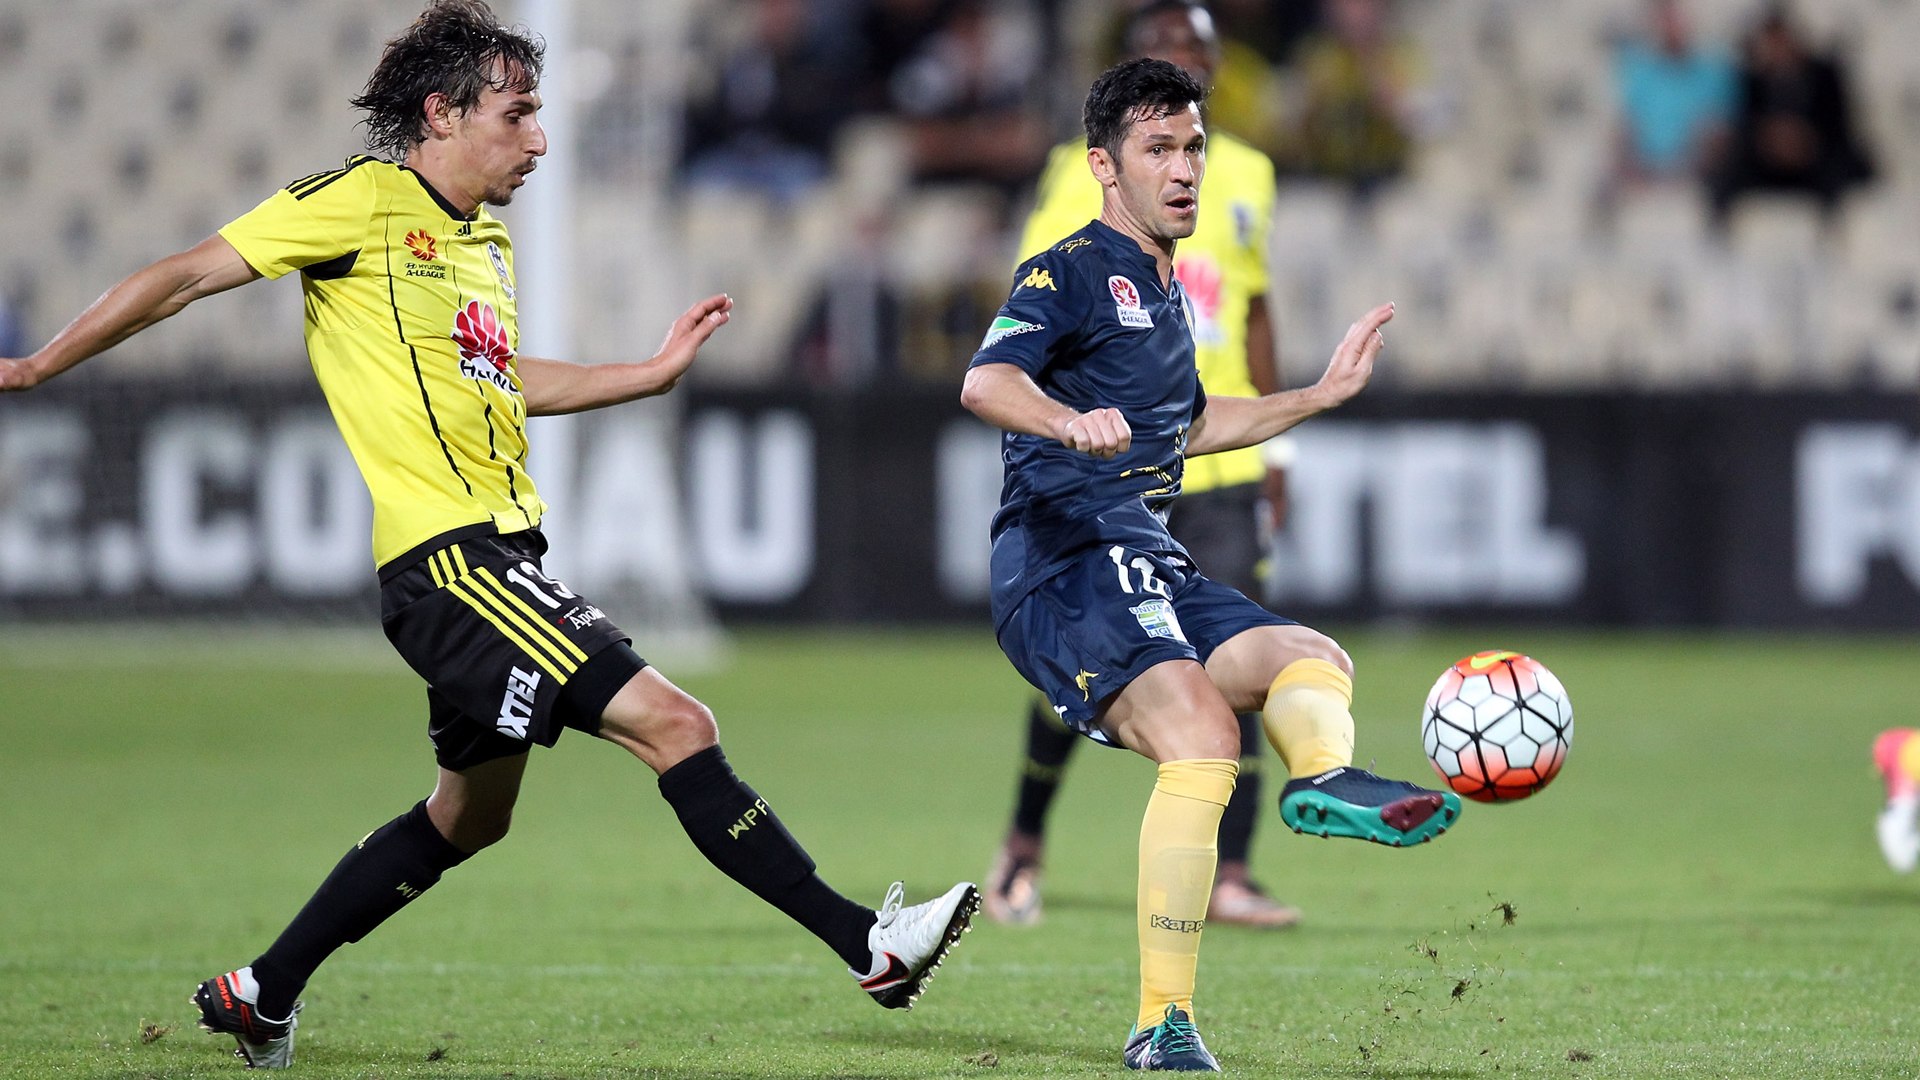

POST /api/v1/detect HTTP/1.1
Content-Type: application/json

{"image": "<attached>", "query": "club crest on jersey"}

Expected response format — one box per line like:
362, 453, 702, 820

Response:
452, 299, 518, 394
1129, 597, 1187, 642
486, 241, 516, 299
1109, 276, 1152, 328
981, 316, 1044, 350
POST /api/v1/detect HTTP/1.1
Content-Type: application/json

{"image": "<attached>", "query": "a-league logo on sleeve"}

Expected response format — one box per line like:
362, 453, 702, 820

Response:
1109, 276, 1153, 329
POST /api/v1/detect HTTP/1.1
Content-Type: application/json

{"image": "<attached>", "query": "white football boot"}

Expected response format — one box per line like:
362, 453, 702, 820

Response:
850, 881, 980, 1009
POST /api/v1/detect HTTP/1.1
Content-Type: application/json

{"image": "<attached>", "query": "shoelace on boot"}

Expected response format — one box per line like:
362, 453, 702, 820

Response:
875, 882, 906, 928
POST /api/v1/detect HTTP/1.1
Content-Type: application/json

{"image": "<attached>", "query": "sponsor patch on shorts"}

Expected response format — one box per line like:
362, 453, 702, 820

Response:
1130, 597, 1187, 642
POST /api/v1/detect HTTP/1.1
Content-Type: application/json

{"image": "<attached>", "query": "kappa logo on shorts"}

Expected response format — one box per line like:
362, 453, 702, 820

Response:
1109, 276, 1152, 328
1129, 597, 1188, 643
496, 665, 541, 738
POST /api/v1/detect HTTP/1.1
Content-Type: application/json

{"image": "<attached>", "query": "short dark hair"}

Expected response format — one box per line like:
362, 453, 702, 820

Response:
1082, 57, 1208, 160
350, 0, 546, 161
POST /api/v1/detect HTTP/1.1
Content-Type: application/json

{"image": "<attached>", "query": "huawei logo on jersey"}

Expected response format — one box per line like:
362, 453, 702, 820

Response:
1173, 255, 1221, 344
1173, 255, 1220, 319
452, 299, 517, 394
405, 229, 438, 261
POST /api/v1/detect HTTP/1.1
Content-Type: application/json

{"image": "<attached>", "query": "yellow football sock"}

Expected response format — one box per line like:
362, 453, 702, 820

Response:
1136, 758, 1237, 1032
1263, 658, 1356, 779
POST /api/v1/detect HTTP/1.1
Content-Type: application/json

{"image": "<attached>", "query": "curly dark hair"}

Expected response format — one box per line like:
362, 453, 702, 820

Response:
1082, 57, 1207, 162
350, 0, 546, 162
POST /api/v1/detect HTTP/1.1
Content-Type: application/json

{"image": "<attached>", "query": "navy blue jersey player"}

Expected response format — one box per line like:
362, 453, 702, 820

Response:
980, 217, 1209, 654
962, 58, 1462, 1073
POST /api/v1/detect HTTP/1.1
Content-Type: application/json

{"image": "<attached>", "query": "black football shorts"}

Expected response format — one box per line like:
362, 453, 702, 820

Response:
380, 528, 645, 770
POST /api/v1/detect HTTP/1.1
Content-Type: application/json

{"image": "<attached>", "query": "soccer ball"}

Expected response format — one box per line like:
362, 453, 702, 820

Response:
1421, 650, 1573, 803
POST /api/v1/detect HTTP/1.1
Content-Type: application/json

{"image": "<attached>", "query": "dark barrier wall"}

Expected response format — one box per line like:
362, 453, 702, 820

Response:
2, 378, 1917, 627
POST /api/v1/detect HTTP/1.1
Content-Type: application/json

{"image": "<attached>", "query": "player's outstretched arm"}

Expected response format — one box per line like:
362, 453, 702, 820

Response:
0, 235, 261, 393
961, 361, 1132, 459
518, 294, 732, 416
1187, 302, 1391, 457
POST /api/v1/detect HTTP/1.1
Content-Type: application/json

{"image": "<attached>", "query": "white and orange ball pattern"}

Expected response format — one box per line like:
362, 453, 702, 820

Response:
1422, 650, 1573, 803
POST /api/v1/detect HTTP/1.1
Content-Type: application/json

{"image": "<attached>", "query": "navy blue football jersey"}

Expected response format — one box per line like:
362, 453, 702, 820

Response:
968, 218, 1206, 626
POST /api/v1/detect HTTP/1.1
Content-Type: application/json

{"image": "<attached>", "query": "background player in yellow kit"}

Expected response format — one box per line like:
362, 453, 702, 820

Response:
0, 2, 976, 1068
985, 0, 1299, 930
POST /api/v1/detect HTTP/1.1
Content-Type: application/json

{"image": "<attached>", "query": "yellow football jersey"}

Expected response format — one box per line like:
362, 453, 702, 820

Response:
1018, 132, 1276, 493
220, 157, 544, 568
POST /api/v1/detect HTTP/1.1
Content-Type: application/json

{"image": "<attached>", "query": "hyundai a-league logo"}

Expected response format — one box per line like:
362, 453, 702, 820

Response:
1109, 275, 1152, 328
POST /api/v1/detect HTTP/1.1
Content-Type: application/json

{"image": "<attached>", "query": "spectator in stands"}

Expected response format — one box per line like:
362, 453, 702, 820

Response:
1211, 0, 1319, 65
1709, 5, 1873, 218
855, 0, 951, 114
681, 0, 861, 200
1611, 0, 1736, 189
888, 0, 1050, 189
1288, 0, 1431, 195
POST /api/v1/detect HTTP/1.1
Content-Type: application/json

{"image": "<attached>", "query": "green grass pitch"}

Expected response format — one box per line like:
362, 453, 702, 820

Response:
3, 626, 1918, 1078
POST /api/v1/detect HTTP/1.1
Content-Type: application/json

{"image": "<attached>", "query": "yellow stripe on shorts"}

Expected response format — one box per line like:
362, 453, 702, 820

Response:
445, 579, 576, 682
471, 567, 590, 663
459, 571, 583, 674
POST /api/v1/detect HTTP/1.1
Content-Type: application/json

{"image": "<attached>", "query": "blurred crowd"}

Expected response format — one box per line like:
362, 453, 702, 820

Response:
630, 0, 1899, 387
1, 0, 1905, 389
669, 0, 1876, 216
1611, 0, 1873, 220
668, 0, 1448, 201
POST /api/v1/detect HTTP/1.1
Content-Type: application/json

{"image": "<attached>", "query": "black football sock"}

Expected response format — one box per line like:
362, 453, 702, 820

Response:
1217, 712, 1265, 866
1011, 697, 1079, 839
657, 745, 875, 970
249, 800, 471, 1019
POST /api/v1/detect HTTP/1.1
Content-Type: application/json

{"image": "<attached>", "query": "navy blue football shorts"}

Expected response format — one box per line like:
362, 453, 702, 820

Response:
994, 543, 1295, 744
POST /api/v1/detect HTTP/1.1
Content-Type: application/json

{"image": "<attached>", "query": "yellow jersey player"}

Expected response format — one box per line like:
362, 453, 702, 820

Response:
985, 0, 1299, 931
0, 2, 976, 1068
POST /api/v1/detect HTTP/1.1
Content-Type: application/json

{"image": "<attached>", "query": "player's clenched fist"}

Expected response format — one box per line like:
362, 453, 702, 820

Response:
1059, 407, 1131, 459
0, 357, 43, 393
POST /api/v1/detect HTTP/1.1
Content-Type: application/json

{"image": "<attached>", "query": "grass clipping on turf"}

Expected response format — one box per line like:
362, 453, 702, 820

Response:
1343, 896, 1522, 1067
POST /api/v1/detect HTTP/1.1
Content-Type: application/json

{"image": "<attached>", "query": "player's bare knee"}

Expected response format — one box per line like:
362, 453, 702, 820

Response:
428, 797, 514, 852
658, 695, 719, 749
457, 808, 514, 850
1289, 631, 1353, 679
601, 690, 718, 765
